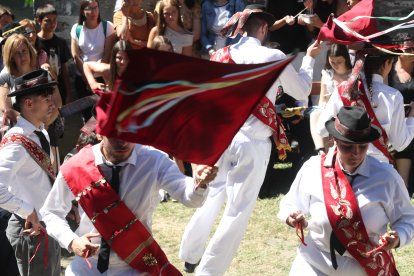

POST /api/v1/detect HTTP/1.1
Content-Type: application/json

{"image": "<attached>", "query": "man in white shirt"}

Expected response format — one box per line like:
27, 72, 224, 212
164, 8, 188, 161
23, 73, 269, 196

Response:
0, 69, 60, 275
317, 50, 414, 163
40, 134, 218, 275
179, 6, 322, 275
278, 106, 414, 275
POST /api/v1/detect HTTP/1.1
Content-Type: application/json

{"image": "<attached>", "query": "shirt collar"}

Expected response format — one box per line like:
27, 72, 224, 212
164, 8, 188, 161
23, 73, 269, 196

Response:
338, 156, 370, 177
238, 36, 262, 46
372, 73, 384, 83
92, 142, 138, 168
15, 116, 45, 133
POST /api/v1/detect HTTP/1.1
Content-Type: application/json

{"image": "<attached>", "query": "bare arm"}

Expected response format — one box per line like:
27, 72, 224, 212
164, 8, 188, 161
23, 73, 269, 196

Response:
102, 33, 117, 63
192, 7, 201, 41
0, 85, 18, 124
71, 37, 84, 77
147, 27, 157, 48
182, 45, 193, 57
269, 16, 295, 31
83, 61, 110, 91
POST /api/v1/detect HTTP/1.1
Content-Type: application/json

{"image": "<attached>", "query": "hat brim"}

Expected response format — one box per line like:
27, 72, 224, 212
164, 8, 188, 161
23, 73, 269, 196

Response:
8, 82, 57, 97
325, 117, 381, 144
249, 12, 276, 27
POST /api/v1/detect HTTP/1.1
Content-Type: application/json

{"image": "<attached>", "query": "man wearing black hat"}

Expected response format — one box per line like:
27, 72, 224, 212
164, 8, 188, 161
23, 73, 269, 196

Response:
179, 6, 322, 275
0, 69, 61, 275
278, 106, 414, 275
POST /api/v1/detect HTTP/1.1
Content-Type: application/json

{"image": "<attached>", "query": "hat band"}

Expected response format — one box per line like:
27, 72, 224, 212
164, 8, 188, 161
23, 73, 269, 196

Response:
15, 76, 49, 91
334, 119, 371, 140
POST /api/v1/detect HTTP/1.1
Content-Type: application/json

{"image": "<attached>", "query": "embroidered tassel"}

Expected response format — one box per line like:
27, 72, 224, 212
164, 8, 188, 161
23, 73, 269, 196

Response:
365, 235, 388, 257
295, 222, 307, 246
29, 228, 49, 268
84, 250, 93, 269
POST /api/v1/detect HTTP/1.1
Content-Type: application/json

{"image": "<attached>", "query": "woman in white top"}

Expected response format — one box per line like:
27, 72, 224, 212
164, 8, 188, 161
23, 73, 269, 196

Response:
147, 0, 193, 56
70, 0, 116, 121
310, 43, 352, 154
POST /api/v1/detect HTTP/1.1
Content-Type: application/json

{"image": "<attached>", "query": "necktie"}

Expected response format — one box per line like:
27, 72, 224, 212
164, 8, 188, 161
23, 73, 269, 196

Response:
97, 166, 122, 273
330, 173, 358, 270
33, 130, 50, 156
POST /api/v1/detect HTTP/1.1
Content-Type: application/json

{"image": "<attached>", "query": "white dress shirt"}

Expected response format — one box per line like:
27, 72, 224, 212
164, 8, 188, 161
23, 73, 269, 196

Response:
229, 36, 315, 139
278, 152, 414, 274
0, 117, 53, 219
40, 143, 207, 266
317, 74, 414, 162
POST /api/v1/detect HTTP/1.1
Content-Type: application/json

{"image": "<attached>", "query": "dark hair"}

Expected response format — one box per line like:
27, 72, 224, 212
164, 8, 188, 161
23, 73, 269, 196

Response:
76, 132, 99, 150
363, 50, 397, 95
392, 32, 413, 46
151, 35, 173, 50
35, 4, 57, 21
78, 0, 101, 25
184, 0, 196, 9
243, 16, 266, 35
325, 43, 352, 71
14, 88, 54, 112
109, 40, 131, 89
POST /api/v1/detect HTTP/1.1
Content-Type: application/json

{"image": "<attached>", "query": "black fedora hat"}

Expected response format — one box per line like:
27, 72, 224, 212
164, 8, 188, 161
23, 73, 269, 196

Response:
325, 106, 380, 144
244, 6, 276, 27
8, 69, 57, 98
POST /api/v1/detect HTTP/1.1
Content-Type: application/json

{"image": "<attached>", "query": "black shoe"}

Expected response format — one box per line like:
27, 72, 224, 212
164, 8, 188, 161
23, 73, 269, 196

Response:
184, 262, 198, 273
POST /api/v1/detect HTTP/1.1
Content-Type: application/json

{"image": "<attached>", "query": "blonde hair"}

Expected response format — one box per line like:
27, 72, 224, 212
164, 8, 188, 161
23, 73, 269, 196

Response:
2, 34, 37, 75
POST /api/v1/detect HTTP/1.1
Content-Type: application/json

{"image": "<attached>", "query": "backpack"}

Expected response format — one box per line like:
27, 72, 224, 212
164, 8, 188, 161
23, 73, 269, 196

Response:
75, 20, 107, 40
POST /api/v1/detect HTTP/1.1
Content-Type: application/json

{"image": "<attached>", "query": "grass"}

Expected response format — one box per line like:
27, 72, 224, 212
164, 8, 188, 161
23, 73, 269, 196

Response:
153, 195, 414, 276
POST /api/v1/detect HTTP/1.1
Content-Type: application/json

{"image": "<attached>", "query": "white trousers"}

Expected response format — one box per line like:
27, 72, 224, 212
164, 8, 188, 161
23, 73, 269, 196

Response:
179, 130, 271, 276
65, 256, 145, 276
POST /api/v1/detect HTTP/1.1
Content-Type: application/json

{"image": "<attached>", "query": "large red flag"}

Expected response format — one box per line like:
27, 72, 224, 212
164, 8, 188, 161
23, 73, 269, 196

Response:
317, 0, 378, 45
96, 48, 294, 166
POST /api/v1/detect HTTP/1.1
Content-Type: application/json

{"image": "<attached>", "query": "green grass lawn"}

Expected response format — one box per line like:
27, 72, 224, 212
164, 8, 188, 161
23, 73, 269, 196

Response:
153, 196, 414, 275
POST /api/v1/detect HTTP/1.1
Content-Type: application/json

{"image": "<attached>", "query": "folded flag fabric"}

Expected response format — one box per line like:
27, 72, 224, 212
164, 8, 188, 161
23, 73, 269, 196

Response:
317, 0, 377, 45
96, 48, 294, 166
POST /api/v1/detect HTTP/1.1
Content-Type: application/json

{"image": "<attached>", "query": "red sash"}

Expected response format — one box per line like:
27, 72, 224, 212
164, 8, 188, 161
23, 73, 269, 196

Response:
337, 79, 394, 164
0, 133, 55, 180
60, 146, 181, 275
210, 45, 235, 63
210, 46, 291, 160
321, 151, 398, 275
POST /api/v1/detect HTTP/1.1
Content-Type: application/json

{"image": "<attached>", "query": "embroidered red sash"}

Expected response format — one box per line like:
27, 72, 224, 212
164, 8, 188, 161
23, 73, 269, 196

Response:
210, 46, 291, 160
337, 80, 394, 164
210, 45, 235, 63
60, 146, 182, 275
0, 133, 55, 180
321, 151, 398, 275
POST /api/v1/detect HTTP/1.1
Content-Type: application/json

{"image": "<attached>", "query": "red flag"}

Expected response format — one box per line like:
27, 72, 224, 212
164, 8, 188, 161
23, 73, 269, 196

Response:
317, 0, 378, 45
96, 48, 293, 166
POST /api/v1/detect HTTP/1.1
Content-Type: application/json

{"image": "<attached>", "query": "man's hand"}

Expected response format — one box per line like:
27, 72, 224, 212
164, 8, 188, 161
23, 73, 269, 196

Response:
303, 0, 314, 10
284, 15, 295, 26
69, 233, 101, 258
286, 210, 308, 228
380, 230, 400, 251
23, 209, 45, 236
4, 108, 19, 124
193, 165, 219, 189
306, 40, 323, 58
